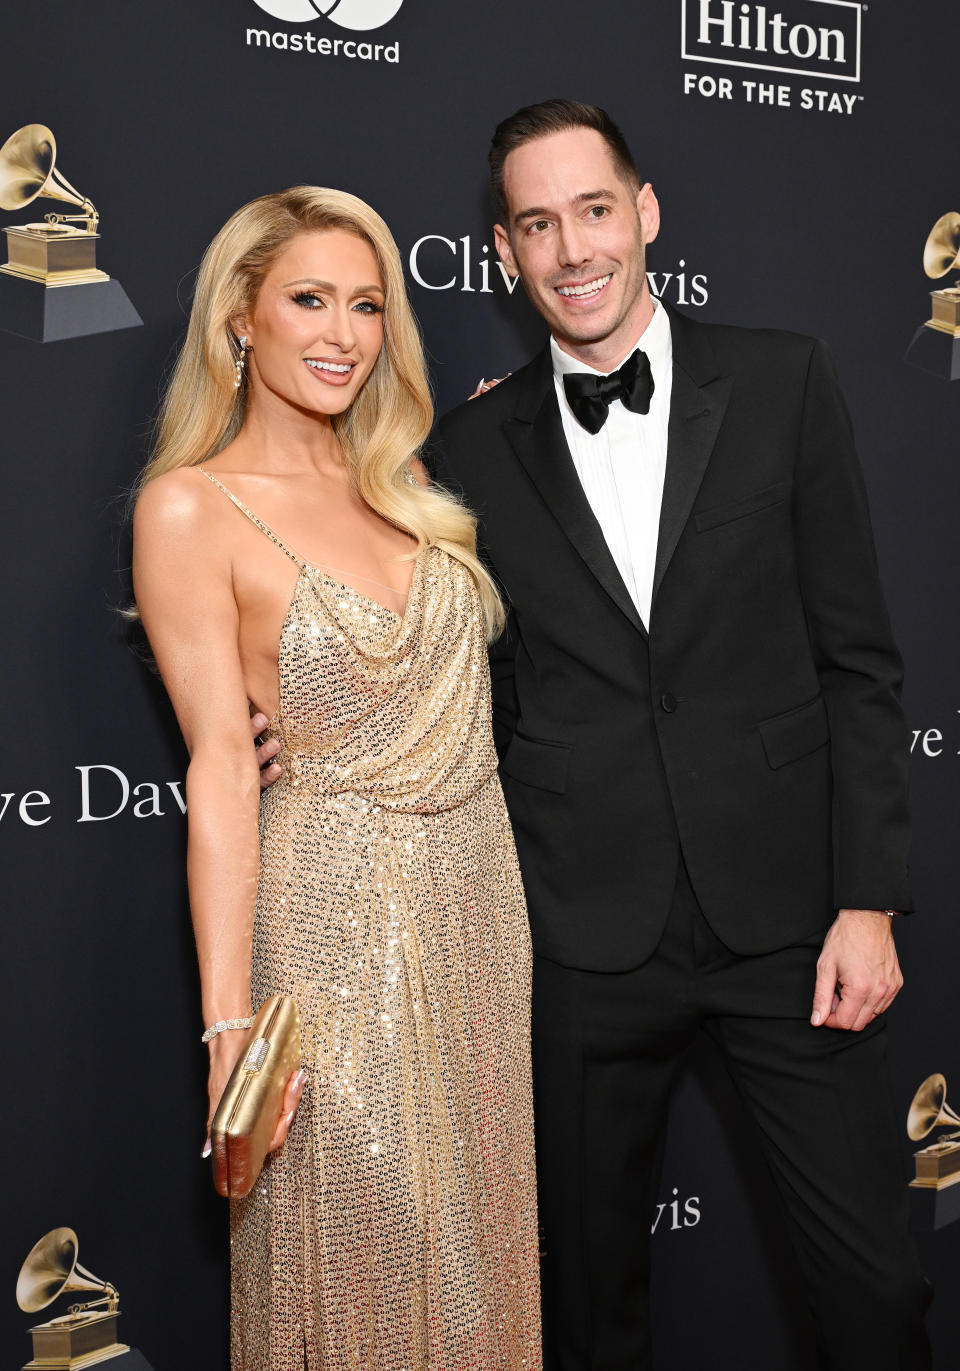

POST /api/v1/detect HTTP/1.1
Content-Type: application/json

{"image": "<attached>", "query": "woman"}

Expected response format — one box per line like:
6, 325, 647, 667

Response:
133, 187, 541, 1370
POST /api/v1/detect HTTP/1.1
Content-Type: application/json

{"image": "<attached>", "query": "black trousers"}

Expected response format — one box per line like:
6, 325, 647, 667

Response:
532, 863, 932, 1371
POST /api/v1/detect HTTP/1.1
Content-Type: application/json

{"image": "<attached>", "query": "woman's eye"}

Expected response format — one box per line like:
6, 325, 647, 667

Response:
353, 300, 383, 315
292, 291, 324, 309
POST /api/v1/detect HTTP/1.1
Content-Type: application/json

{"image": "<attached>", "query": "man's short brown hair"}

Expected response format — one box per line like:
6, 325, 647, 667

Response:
489, 99, 640, 224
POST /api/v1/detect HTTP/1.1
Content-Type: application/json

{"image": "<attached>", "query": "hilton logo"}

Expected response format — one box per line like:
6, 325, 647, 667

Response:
682, 0, 862, 83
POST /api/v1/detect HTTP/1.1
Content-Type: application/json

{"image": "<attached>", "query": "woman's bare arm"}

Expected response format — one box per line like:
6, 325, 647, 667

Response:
133, 471, 302, 1140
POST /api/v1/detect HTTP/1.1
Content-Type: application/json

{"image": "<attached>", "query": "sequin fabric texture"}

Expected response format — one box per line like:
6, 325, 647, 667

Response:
203, 476, 541, 1371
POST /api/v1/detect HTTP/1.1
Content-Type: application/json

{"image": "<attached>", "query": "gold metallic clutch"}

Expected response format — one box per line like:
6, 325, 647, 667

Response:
211, 994, 301, 1199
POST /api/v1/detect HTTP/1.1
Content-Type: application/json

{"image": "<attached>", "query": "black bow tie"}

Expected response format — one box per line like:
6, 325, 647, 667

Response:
562, 349, 655, 435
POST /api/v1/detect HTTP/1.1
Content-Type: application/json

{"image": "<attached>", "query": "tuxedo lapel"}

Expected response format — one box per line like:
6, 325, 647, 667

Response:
652, 307, 732, 606
502, 347, 645, 635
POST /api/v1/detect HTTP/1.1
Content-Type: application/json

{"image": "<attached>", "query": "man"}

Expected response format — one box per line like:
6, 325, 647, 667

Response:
428, 101, 930, 1370
256, 99, 930, 1369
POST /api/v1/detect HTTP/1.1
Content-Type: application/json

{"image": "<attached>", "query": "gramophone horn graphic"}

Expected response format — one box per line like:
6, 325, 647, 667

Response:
906, 1073, 960, 1190
904, 210, 960, 380
14, 1227, 139, 1370
0, 123, 141, 342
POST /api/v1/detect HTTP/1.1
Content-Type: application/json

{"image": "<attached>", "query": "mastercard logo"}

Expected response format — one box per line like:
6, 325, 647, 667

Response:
251, 0, 404, 29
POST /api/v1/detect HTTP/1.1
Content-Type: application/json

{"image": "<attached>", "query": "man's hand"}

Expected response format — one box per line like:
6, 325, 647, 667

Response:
251, 712, 282, 790
811, 909, 903, 1031
468, 374, 511, 399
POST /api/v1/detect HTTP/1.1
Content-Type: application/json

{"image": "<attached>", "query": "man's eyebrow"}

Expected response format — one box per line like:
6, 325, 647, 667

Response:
513, 189, 619, 226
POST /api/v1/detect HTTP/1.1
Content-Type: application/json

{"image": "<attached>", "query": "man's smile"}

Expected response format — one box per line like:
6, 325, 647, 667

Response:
555, 273, 612, 301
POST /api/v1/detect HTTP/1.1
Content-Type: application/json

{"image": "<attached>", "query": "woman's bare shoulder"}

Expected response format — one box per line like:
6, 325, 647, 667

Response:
134, 466, 216, 538
132, 467, 238, 584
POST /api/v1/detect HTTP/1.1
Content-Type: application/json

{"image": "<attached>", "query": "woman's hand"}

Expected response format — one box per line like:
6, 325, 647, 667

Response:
267, 1070, 308, 1152
201, 1032, 308, 1157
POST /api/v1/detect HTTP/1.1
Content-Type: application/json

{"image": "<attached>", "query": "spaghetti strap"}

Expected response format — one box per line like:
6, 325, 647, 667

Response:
198, 468, 306, 571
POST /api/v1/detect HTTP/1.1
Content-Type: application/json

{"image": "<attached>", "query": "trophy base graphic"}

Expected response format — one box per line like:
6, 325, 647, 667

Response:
0, 224, 141, 342
0, 270, 141, 342
23, 1308, 128, 1369
904, 320, 960, 381
926, 286, 960, 337
908, 1174, 960, 1232
23, 1349, 155, 1371
909, 1127, 960, 1186
3, 223, 108, 285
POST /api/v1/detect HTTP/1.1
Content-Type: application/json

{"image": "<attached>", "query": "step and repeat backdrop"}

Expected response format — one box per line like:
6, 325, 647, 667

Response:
1, 1, 958, 1367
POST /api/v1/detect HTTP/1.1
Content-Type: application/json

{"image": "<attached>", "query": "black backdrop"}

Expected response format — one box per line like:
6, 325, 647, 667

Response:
2, 2, 958, 1367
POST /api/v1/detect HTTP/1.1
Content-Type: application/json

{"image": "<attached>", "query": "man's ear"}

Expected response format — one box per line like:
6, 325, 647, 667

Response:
493, 223, 519, 280
636, 183, 661, 248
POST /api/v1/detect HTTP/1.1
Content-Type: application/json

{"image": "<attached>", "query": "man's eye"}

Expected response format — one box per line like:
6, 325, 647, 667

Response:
293, 291, 323, 308
588, 206, 609, 219
529, 220, 550, 235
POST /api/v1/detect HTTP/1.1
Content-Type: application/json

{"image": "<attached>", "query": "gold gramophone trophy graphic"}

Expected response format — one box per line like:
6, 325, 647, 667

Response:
0, 123, 141, 343
906, 1073, 960, 1230
15, 1227, 137, 1370
904, 211, 960, 380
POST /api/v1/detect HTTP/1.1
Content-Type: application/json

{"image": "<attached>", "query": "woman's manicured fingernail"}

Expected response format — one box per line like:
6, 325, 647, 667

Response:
252, 713, 267, 729
202, 1137, 212, 1158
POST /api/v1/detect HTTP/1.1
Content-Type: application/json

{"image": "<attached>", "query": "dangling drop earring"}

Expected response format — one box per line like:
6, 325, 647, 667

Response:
234, 335, 248, 389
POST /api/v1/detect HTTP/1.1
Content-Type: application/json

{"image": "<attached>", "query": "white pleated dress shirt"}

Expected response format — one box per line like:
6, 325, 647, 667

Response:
551, 301, 673, 629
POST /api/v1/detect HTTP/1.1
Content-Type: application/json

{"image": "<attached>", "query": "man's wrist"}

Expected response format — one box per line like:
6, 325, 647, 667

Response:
836, 906, 900, 918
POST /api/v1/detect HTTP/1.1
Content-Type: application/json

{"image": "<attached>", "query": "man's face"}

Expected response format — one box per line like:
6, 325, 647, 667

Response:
494, 127, 659, 365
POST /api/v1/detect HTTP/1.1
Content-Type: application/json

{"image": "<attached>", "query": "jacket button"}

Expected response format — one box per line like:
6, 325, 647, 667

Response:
660, 692, 678, 713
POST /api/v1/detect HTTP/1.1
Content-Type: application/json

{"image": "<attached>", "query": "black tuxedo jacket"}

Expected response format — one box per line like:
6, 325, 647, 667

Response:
430, 305, 912, 971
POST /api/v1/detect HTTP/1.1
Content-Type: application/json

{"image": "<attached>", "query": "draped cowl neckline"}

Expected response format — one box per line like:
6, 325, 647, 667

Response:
266, 544, 499, 815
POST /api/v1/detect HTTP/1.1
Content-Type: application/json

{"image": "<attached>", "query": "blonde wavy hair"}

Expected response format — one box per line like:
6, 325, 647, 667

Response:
137, 185, 503, 637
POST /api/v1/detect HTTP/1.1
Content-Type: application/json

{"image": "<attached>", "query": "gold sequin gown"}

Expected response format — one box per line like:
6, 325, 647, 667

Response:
200, 473, 541, 1371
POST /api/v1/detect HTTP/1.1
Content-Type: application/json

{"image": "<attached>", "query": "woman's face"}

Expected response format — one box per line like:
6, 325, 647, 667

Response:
241, 228, 385, 418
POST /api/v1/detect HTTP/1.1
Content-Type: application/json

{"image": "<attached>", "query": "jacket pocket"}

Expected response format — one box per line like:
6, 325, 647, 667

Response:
502, 731, 573, 794
694, 481, 789, 533
759, 694, 830, 770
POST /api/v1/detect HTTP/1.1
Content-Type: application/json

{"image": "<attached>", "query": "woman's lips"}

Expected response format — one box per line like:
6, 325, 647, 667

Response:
304, 358, 356, 386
